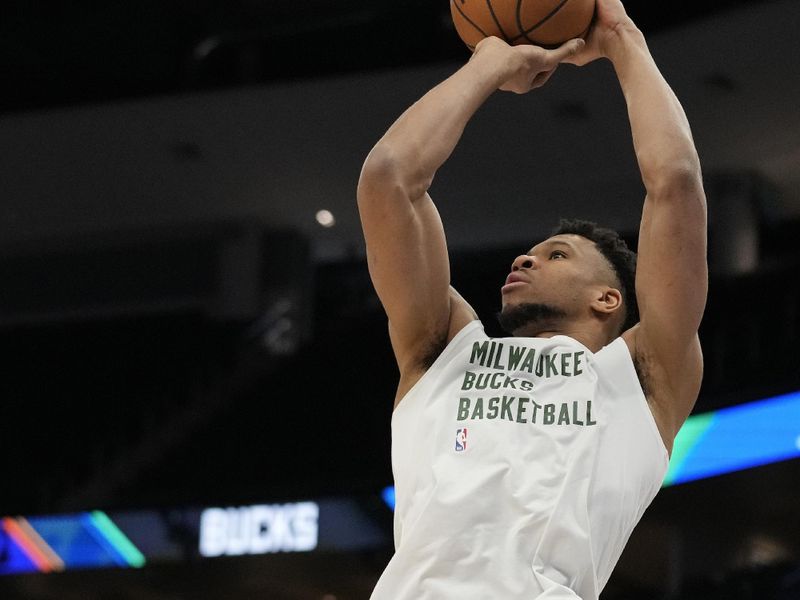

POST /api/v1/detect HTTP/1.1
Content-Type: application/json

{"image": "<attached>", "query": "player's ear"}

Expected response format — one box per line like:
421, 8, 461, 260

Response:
591, 287, 622, 315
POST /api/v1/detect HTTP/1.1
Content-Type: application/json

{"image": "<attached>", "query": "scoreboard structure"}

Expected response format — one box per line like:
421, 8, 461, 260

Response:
1, 496, 389, 576
3, 390, 798, 577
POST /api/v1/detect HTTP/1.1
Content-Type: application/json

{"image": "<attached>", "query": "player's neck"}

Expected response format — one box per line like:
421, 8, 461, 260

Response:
513, 320, 611, 353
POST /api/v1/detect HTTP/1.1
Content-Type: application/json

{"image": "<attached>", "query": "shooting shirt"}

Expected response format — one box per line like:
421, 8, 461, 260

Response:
370, 320, 669, 600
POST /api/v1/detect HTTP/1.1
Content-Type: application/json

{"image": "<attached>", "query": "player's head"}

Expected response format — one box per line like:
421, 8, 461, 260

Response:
498, 219, 638, 340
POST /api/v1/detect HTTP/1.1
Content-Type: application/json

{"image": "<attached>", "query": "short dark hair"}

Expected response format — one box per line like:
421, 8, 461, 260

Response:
551, 218, 638, 333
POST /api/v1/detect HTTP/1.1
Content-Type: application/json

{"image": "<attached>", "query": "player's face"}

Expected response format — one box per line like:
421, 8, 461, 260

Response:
500, 234, 611, 317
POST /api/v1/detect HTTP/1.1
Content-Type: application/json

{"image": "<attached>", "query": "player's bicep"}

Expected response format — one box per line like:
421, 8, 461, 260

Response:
358, 179, 452, 362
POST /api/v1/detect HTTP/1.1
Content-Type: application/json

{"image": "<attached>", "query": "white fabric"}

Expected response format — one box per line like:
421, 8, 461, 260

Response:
371, 320, 669, 600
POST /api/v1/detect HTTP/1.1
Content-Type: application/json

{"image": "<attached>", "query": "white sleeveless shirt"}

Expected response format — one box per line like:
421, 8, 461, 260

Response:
370, 320, 668, 600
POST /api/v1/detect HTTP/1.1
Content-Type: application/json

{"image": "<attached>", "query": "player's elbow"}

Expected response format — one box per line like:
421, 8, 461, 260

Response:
359, 143, 431, 205
645, 159, 705, 207
358, 152, 406, 210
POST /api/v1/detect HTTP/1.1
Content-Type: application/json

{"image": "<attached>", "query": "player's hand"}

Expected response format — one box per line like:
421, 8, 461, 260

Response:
563, 0, 639, 66
471, 36, 584, 94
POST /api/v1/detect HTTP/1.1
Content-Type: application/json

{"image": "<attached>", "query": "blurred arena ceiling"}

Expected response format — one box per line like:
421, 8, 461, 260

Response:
0, 0, 762, 113
1, 0, 798, 263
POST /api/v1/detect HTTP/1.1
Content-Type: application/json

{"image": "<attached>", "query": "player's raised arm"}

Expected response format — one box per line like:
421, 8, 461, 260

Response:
570, 0, 707, 439
357, 37, 584, 382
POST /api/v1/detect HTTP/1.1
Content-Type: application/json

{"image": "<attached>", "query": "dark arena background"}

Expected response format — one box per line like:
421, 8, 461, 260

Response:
2, 1, 800, 598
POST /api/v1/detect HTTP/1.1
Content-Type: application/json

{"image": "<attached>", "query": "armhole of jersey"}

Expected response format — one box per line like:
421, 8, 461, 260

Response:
605, 337, 670, 465
392, 320, 484, 419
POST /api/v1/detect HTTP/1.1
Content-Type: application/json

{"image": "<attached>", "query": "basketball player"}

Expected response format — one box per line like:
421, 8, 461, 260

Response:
358, 0, 706, 597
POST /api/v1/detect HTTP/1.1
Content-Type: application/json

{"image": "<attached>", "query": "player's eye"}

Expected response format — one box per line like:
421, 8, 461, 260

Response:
550, 251, 566, 259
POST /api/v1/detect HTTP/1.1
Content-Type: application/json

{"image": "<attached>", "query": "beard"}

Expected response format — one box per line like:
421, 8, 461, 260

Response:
496, 302, 567, 335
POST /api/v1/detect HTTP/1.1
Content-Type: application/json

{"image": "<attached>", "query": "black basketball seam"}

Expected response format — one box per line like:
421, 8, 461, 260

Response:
576, 20, 591, 39
451, 0, 491, 40
578, 1, 598, 39
514, 0, 571, 44
485, 0, 511, 43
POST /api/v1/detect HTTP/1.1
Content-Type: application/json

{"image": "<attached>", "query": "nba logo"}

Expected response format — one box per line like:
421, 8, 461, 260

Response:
455, 428, 467, 452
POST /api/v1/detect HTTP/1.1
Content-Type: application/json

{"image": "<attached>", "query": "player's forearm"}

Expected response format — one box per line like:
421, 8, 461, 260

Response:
362, 55, 504, 202
609, 25, 702, 196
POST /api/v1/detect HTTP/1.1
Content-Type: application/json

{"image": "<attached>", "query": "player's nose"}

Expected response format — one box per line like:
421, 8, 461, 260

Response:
511, 254, 536, 271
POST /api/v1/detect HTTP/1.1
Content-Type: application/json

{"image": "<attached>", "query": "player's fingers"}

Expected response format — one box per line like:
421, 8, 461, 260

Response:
545, 38, 585, 65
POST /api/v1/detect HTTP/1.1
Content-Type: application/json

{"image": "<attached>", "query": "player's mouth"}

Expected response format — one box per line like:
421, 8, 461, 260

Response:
502, 272, 528, 294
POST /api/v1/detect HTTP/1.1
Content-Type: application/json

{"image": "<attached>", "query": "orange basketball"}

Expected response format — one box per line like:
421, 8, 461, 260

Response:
450, 0, 596, 50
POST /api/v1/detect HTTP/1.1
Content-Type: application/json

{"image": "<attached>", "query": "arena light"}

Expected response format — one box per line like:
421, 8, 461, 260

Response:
662, 390, 800, 486
315, 209, 336, 228
1, 517, 64, 573
82, 511, 146, 568
199, 502, 319, 557
1, 512, 144, 575
381, 486, 396, 511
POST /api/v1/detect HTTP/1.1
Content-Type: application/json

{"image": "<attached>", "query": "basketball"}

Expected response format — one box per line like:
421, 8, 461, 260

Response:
450, 0, 596, 50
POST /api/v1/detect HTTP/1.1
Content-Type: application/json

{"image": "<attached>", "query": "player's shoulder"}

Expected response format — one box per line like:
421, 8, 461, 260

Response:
622, 323, 703, 390
416, 287, 478, 369
621, 323, 702, 451
392, 287, 478, 408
